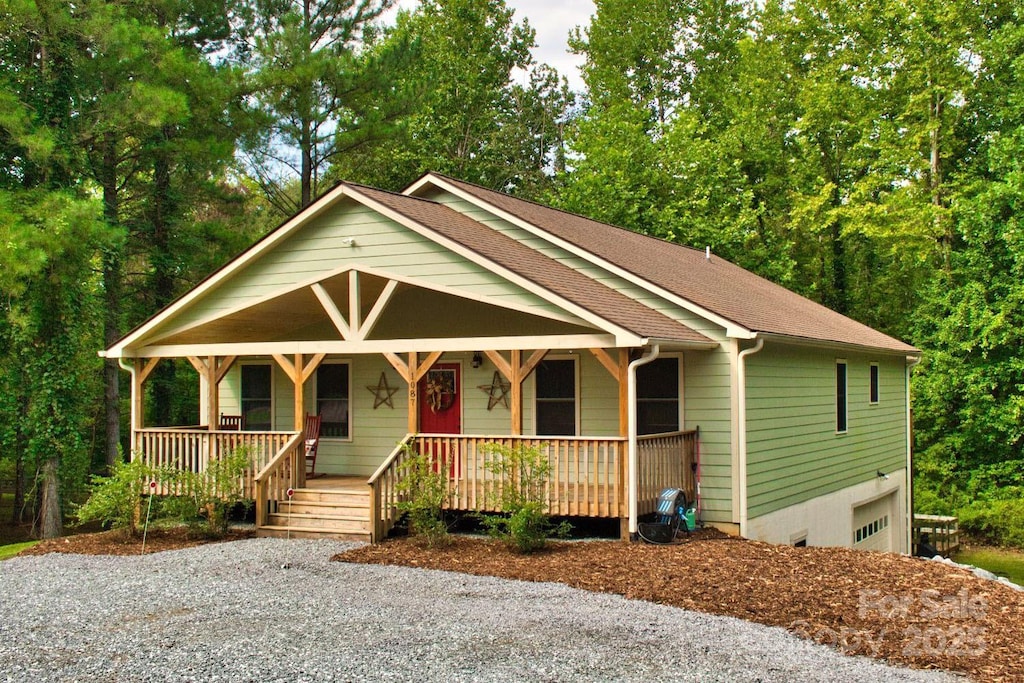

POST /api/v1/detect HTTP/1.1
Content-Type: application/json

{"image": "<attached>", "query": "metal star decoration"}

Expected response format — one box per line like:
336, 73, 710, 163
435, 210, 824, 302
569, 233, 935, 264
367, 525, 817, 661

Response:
478, 371, 511, 410
367, 371, 399, 409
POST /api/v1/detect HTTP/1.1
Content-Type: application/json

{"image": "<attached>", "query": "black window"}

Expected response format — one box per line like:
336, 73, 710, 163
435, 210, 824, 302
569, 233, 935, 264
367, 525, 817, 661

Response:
869, 364, 880, 404
836, 360, 848, 433
317, 363, 350, 438
637, 357, 680, 435
241, 365, 272, 431
535, 359, 576, 435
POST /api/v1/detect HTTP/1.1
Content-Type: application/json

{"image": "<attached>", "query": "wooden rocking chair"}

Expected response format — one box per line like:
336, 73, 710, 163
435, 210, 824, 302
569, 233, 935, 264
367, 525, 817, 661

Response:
219, 413, 244, 431
303, 413, 323, 479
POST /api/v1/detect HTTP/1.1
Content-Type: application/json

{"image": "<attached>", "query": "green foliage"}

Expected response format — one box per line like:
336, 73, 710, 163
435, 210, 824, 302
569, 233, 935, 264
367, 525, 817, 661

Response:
395, 445, 453, 547
75, 459, 158, 537
161, 448, 252, 537
958, 499, 1024, 549
477, 443, 570, 553
953, 546, 1024, 586
0, 542, 40, 561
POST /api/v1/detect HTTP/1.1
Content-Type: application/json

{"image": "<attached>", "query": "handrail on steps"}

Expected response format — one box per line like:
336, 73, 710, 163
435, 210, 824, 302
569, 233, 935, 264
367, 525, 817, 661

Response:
253, 431, 306, 528
366, 434, 415, 544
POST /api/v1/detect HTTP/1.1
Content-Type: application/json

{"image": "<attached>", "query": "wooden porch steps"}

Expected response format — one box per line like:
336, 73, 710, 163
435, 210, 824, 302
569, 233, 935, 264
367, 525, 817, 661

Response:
256, 486, 372, 542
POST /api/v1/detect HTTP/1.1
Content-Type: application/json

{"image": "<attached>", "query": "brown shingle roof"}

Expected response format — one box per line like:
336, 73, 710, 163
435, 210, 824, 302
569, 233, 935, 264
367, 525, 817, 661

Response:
345, 183, 713, 345
423, 174, 918, 354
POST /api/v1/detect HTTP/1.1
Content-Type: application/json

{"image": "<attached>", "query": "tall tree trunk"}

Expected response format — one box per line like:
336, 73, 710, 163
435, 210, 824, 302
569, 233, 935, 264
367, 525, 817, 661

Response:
150, 134, 176, 425
301, 116, 313, 208
828, 183, 847, 315
39, 456, 61, 539
12, 429, 26, 524
101, 132, 122, 470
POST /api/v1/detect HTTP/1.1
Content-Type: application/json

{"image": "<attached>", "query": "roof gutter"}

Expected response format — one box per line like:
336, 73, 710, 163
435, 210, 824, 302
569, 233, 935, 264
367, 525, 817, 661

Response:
737, 336, 764, 538
753, 332, 920, 358
627, 344, 660, 536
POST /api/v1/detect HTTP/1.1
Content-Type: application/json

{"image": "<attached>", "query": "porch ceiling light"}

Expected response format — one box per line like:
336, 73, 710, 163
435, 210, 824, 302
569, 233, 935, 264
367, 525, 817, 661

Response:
472, 351, 483, 368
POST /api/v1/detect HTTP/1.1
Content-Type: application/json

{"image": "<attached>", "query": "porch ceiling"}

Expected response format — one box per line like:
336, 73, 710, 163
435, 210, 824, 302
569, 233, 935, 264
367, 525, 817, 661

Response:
148, 270, 599, 347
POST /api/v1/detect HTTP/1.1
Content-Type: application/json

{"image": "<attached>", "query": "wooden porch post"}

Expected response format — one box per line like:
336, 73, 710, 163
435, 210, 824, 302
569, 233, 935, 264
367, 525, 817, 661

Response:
485, 349, 548, 436
272, 353, 326, 430
383, 351, 443, 433
187, 356, 237, 430
590, 347, 631, 529
131, 358, 161, 443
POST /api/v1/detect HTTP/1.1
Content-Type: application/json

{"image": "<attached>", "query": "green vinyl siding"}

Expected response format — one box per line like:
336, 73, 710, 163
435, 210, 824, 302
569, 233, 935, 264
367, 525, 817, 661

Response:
683, 348, 734, 522
151, 201, 572, 339
744, 345, 907, 518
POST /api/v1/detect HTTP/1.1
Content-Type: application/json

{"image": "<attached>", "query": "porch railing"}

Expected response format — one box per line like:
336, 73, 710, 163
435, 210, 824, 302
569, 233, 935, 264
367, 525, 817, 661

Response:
367, 434, 416, 543
412, 434, 626, 518
133, 428, 298, 499
636, 430, 698, 517
367, 430, 698, 542
253, 432, 306, 528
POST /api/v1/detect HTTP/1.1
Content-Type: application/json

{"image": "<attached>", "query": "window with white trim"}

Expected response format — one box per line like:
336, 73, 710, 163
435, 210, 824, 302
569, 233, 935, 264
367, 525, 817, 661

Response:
241, 364, 272, 431
836, 360, 848, 433
636, 357, 681, 435
535, 358, 577, 436
316, 362, 351, 439
869, 363, 880, 405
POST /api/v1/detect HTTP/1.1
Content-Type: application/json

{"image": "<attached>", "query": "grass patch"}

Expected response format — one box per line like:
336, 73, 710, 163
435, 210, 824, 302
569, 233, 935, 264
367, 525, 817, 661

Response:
954, 545, 1024, 586
0, 541, 38, 560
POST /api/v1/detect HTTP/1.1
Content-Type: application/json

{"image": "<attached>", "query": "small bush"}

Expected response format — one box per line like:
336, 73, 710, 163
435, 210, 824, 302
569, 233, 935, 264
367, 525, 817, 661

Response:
75, 458, 157, 537
162, 447, 252, 537
396, 446, 453, 547
478, 443, 570, 553
958, 498, 1024, 549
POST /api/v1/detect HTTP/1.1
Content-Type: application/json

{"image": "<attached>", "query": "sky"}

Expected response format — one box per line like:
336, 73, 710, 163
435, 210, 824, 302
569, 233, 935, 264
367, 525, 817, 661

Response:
389, 0, 596, 91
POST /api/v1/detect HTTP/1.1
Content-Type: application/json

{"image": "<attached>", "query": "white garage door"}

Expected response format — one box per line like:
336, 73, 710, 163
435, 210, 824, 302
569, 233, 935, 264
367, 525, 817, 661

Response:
853, 494, 895, 552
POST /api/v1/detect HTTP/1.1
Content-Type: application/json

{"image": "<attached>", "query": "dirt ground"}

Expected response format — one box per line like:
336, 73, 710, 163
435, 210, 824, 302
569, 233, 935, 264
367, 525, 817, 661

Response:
17, 526, 255, 556
12, 527, 1024, 680
336, 531, 1024, 682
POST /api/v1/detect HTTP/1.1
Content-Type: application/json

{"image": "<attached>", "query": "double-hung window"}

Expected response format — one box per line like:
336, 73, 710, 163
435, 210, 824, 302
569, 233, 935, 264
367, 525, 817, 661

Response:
636, 357, 681, 435
316, 363, 351, 439
241, 365, 272, 431
535, 358, 577, 436
836, 360, 848, 433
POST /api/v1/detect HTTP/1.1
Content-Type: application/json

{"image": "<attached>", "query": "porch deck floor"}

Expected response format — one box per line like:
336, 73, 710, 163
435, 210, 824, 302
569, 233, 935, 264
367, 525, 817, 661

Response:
304, 475, 366, 491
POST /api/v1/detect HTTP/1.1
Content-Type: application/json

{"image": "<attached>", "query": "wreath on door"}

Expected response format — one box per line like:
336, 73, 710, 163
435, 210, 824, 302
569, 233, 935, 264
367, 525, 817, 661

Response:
425, 370, 455, 413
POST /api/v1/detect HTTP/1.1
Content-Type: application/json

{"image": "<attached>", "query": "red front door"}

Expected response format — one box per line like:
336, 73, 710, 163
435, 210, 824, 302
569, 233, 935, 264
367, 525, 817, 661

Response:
418, 363, 461, 433
418, 363, 461, 477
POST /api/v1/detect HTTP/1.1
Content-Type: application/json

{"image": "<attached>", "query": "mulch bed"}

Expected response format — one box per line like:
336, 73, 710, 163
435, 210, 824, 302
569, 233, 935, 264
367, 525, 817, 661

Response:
17, 527, 255, 556
335, 532, 1024, 681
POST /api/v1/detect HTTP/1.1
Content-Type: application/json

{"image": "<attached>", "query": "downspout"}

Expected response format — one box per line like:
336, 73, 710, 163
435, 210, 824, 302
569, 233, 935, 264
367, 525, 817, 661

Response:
737, 336, 764, 538
118, 358, 137, 451
628, 344, 660, 536
906, 355, 922, 553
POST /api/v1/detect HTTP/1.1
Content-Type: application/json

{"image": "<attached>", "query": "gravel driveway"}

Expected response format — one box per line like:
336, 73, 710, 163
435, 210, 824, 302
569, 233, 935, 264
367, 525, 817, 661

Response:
0, 538, 961, 682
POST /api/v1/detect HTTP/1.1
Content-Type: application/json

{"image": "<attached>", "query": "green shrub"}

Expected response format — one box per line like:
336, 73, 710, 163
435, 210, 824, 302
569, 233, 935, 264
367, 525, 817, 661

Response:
75, 458, 157, 537
396, 445, 453, 547
478, 443, 570, 553
162, 447, 252, 537
958, 498, 1024, 548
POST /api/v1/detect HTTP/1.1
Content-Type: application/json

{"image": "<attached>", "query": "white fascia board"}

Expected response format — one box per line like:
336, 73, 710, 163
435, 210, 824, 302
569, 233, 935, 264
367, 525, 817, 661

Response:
407, 175, 754, 339
755, 332, 921, 358
115, 334, 620, 359
143, 260, 591, 346
344, 186, 643, 346
105, 183, 355, 357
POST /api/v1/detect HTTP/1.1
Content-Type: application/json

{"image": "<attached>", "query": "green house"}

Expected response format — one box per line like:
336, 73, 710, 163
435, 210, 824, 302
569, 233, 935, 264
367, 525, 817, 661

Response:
103, 173, 920, 550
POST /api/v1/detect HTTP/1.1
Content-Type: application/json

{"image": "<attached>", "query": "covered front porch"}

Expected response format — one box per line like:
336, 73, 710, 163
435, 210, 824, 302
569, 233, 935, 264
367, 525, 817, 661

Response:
131, 424, 698, 542
108, 239, 715, 541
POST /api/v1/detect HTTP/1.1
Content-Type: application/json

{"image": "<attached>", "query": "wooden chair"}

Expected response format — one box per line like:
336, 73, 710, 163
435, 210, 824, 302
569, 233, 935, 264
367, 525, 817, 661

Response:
304, 413, 323, 478
219, 414, 244, 431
